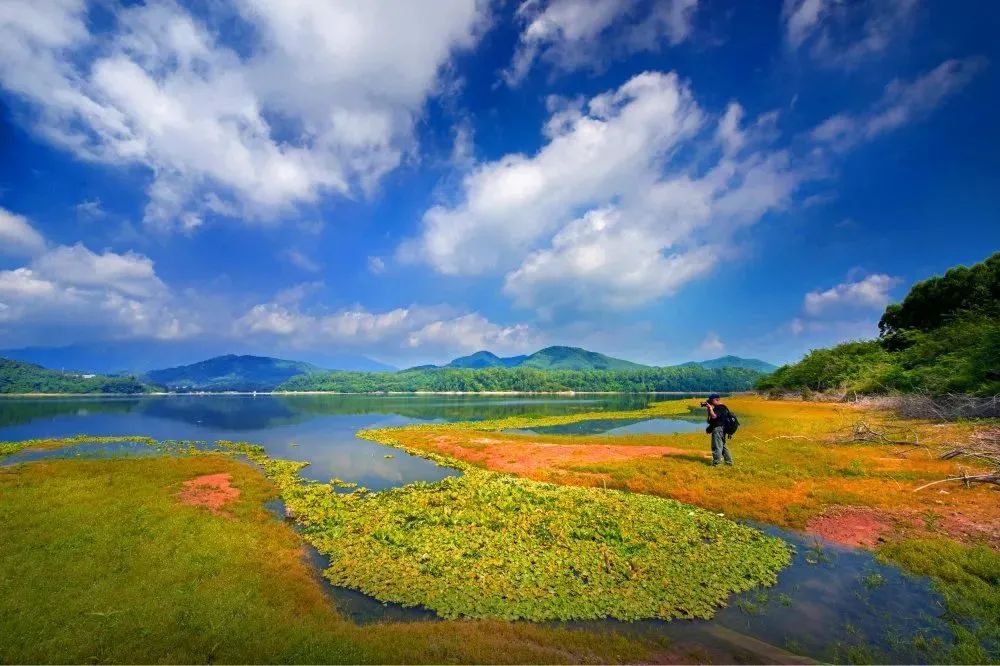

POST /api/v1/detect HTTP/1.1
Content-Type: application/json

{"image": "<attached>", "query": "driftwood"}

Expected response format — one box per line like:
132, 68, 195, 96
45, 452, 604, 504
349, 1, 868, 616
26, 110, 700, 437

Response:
913, 473, 1000, 492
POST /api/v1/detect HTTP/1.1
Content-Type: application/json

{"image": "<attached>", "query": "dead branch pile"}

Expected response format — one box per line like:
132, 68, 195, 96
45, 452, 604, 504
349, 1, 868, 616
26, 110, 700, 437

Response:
892, 393, 1000, 420
838, 419, 923, 449
914, 426, 1000, 491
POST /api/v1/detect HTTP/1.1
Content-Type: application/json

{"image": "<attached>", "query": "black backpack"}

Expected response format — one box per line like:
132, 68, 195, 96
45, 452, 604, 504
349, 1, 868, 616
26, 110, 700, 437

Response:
722, 410, 740, 437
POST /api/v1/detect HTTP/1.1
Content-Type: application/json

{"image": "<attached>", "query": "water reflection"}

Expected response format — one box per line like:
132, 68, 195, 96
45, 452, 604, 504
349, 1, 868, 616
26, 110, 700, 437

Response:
508, 417, 704, 436
0, 394, 675, 489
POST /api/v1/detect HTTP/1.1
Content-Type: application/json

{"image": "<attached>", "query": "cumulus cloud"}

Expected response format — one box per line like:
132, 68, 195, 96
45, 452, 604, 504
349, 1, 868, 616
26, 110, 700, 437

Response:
782, 0, 918, 68
811, 58, 986, 151
503, 0, 698, 86
0, 0, 484, 231
0, 216, 193, 347
0, 207, 46, 257
405, 72, 805, 314
235, 302, 539, 359
803, 273, 900, 316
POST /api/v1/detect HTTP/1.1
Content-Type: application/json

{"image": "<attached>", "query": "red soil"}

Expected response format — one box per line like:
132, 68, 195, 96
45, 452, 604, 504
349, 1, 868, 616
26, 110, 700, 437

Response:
806, 507, 892, 548
178, 473, 240, 515
427, 434, 701, 477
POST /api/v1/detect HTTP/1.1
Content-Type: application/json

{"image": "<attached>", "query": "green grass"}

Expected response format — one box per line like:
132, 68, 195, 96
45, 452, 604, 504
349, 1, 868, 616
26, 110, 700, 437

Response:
877, 538, 1000, 664
0, 455, 669, 664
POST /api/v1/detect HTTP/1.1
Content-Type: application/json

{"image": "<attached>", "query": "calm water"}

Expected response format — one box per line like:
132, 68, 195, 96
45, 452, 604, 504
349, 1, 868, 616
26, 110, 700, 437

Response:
0, 393, 957, 663
0, 394, 671, 488
507, 416, 704, 436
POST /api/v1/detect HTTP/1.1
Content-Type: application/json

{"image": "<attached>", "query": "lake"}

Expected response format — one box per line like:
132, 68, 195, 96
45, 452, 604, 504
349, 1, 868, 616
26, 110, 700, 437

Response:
0, 393, 674, 487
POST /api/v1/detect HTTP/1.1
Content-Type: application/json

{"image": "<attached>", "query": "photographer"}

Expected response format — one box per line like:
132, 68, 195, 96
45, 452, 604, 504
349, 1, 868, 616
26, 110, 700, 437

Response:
702, 393, 734, 467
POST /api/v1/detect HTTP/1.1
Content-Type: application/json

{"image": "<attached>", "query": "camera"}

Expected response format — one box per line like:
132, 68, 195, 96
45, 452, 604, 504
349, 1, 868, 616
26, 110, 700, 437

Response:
699, 401, 709, 407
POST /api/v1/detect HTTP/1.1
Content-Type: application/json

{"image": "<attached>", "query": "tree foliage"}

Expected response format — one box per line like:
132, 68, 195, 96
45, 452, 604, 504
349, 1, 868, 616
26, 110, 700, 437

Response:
760, 253, 1000, 397
0, 358, 154, 394
879, 252, 999, 335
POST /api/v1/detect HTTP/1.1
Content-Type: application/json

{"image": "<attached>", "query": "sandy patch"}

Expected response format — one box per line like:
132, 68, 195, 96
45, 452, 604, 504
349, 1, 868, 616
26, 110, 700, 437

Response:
178, 473, 240, 515
806, 507, 892, 548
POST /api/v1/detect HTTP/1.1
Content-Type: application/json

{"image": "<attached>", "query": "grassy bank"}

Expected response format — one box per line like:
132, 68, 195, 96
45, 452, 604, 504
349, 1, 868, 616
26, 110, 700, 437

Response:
0, 455, 669, 664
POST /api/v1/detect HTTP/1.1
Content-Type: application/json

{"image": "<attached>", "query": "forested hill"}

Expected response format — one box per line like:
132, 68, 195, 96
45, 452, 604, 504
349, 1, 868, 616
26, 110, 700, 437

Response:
276, 365, 763, 393
145, 355, 322, 392
0, 358, 154, 394
758, 252, 1000, 396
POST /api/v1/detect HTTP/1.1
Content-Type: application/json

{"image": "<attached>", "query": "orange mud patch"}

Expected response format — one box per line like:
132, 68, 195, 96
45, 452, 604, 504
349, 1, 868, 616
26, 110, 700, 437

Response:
806, 507, 893, 548
428, 434, 699, 478
177, 473, 240, 515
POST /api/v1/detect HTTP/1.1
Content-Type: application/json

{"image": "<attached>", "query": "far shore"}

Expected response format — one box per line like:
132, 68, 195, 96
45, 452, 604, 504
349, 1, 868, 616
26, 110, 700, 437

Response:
0, 390, 733, 398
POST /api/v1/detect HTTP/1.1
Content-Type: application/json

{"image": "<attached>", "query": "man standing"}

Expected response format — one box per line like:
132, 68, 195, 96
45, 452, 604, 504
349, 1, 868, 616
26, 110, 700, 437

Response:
704, 393, 734, 466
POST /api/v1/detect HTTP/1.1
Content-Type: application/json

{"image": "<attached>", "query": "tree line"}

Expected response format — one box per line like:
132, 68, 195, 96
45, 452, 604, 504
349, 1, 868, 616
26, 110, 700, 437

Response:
277, 366, 764, 393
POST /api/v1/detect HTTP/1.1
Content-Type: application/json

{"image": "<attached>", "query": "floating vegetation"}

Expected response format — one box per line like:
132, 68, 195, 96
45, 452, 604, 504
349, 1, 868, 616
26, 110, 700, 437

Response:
215, 438, 791, 622
0, 435, 157, 458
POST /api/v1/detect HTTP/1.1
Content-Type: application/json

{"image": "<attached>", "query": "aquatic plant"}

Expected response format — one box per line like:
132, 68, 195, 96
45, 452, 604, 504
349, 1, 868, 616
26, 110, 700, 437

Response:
213, 438, 791, 622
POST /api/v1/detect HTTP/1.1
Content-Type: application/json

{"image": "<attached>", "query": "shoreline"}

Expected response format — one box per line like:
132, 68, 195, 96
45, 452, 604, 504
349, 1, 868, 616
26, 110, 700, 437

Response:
0, 390, 736, 398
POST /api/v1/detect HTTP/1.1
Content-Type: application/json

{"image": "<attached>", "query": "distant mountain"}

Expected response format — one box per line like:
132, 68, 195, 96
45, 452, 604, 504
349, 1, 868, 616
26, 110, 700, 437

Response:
446, 350, 527, 369
679, 356, 778, 373
0, 357, 153, 394
519, 346, 648, 370
145, 355, 322, 391
415, 346, 649, 372
0, 342, 393, 374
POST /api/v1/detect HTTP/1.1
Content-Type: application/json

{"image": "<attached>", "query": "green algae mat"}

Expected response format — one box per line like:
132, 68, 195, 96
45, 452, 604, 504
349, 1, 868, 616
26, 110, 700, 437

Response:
221, 440, 792, 622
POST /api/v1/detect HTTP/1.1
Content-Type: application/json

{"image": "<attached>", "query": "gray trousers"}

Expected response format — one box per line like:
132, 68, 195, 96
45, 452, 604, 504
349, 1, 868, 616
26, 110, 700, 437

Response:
711, 426, 733, 465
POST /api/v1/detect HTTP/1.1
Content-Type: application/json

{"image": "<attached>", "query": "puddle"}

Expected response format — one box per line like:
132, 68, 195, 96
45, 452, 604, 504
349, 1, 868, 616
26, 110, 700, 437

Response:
506, 417, 704, 436
0, 440, 194, 465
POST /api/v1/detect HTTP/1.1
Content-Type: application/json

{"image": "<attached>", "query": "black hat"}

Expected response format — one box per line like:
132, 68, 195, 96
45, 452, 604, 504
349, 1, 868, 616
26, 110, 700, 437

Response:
707, 393, 721, 401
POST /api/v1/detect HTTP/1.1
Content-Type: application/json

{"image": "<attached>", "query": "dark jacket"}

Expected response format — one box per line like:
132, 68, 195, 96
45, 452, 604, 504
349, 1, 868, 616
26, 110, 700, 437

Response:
707, 404, 731, 430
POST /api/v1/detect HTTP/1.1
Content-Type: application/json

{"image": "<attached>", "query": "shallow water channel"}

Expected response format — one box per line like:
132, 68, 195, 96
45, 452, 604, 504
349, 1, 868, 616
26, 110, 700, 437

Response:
0, 394, 956, 663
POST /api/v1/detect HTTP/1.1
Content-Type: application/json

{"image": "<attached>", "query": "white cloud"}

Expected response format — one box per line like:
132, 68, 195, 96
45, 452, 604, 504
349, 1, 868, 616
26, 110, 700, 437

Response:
367, 256, 386, 275
503, 0, 698, 86
235, 302, 538, 359
0, 207, 46, 257
0, 0, 484, 231
699, 331, 725, 354
406, 313, 539, 355
811, 58, 986, 151
782, 0, 918, 68
75, 198, 106, 221
803, 273, 900, 316
282, 248, 321, 273
0, 240, 193, 347
406, 71, 804, 313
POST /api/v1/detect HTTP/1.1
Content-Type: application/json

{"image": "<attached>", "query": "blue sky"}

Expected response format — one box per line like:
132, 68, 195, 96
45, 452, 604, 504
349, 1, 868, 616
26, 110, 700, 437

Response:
0, 0, 997, 369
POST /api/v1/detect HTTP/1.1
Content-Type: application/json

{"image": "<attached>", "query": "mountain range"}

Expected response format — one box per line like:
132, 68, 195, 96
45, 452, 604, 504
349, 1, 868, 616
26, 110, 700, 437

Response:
421, 346, 647, 371
0, 341, 393, 374
0, 347, 777, 393
678, 355, 778, 373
